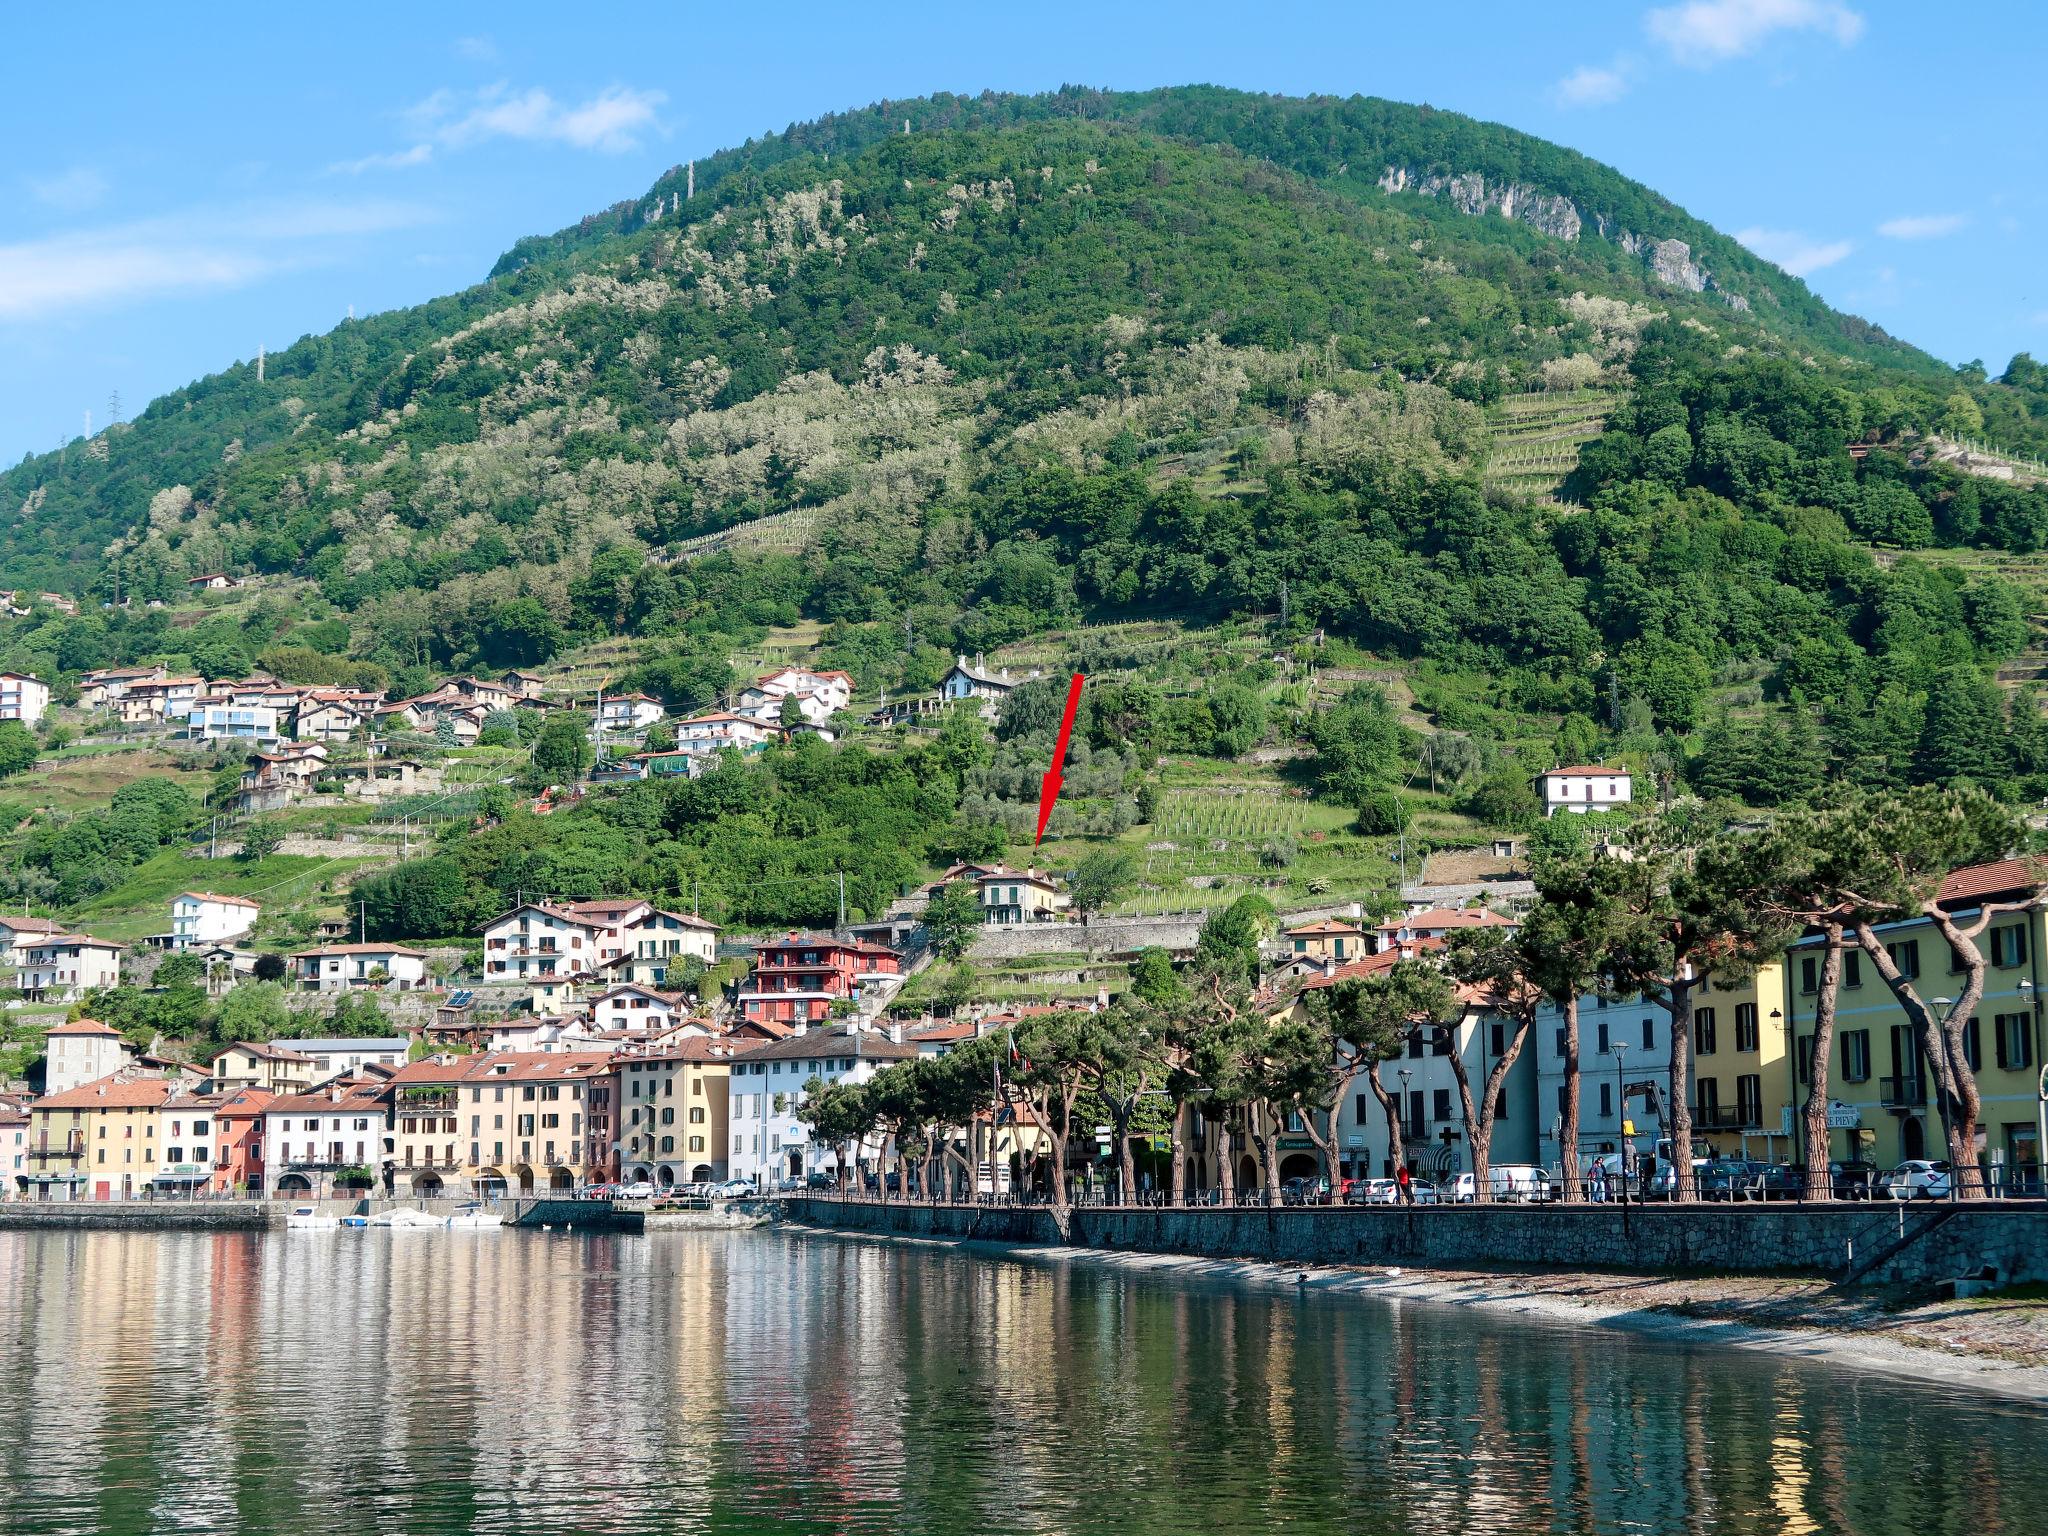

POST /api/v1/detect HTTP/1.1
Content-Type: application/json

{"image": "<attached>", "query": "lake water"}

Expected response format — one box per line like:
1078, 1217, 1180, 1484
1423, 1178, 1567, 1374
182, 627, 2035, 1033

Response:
0, 1227, 2040, 1535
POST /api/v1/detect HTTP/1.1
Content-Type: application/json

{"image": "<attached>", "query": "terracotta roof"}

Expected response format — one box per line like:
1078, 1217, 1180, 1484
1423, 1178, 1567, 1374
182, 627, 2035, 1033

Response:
1937, 857, 2048, 907
383, 1051, 613, 1087
264, 1082, 390, 1116
613, 1034, 736, 1064
1384, 908, 1515, 931
179, 891, 260, 908
35, 1073, 179, 1111
21, 933, 122, 951
1286, 918, 1366, 936
218, 1040, 314, 1064
0, 915, 66, 935
1537, 765, 1629, 778
1291, 941, 1446, 994
47, 1018, 122, 1037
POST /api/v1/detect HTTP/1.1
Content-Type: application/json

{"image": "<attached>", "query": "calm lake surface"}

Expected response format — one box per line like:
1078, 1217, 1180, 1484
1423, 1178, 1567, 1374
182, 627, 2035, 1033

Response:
0, 1227, 2040, 1535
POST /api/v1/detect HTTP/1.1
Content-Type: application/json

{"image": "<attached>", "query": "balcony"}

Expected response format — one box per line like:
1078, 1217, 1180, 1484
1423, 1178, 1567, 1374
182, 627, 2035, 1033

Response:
26, 1143, 83, 1162
1879, 1075, 1928, 1109
1694, 1105, 1764, 1132
395, 1089, 456, 1113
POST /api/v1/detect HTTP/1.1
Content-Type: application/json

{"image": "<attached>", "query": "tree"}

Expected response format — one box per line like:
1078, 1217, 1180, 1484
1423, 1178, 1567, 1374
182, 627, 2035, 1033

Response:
237, 821, 282, 862
213, 982, 290, 1045
1444, 932, 1543, 1200
0, 721, 38, 778
252, 952, 288, 983
1307, 685, 1404, 809
1305, 959, 1455, 1195
531, 712, 594, 784
1067, 850, 1136, 922
1006, 1011, 1095, 1217
1194, 893, 1275, 982
780, 694, 805, 728
798, 1078, 875, 1190
921, 880, 983, 961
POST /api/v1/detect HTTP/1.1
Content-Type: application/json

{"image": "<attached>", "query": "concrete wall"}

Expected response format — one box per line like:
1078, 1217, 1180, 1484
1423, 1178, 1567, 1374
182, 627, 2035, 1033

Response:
784, 1198, 2048, 1289
967, 914, 1206, 961
0, 1201, 278, 1230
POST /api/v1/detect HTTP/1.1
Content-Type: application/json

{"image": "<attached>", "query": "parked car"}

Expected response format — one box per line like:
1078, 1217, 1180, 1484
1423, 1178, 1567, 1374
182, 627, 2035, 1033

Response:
1489, 1165, 1551, 1203
1345, 1177, 1400, 1206
1281, 1176, 1331, 1206
1883, 1160, 1952, 1200
1646, 1160, 1709, 1200
1757, 1164, 1810, 1200
1441, 1172, 1478, 1204
1828, 1160, 1881, 1199
1408, 1179, 1442, 1205
805, 1171, 839, 1190
616, 1181, 656, 1200
581, 1182, 618, 1201
1699, 1161, 1765, 1201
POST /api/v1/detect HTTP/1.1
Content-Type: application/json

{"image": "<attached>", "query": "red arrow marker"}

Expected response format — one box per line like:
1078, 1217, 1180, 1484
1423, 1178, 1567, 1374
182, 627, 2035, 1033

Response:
1034, 672, 1085, 845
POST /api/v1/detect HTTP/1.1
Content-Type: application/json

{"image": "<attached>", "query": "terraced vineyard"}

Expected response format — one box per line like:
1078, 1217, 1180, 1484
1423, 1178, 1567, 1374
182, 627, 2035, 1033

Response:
1483, 389, 1613, 503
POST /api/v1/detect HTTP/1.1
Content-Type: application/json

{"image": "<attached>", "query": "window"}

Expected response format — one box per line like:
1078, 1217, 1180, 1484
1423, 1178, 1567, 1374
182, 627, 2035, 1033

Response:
1596, 1021, 1610, 1055
1962, 1017, 1983, 1073
1694, 1008, 1717, 1056
1554, 1027, 1566, 1057
1800, 957, 1817, 994
1598, 1083, 1612, 1118
1736, 1075, 1762, 1126
689, 1107, 705, 1124
1695, 1077, 1719, 1117
1432, 1089, 1451, 1122
1796, 1035, 1814, 1086
1734, 1003, 1759, 1053
1489, 1021, 1506, 1057
1641, 1018, 1655, 1050
1494, 1087, 1509, 1120
1842, 1030, 1871, 1083
1354, 1093, 1370, 1125
1991, 926, 2028, 968
1996, 1013, 2035, 1071
1883, 942, 1916, 981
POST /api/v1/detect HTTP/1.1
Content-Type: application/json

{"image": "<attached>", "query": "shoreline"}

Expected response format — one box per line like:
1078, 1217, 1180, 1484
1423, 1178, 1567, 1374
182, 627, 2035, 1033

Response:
775, 1218, 2048, 1406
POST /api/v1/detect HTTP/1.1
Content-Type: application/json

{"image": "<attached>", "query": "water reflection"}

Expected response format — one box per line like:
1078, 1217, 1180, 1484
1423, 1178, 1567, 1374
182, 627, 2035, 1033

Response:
0, 1228, 2038, 1535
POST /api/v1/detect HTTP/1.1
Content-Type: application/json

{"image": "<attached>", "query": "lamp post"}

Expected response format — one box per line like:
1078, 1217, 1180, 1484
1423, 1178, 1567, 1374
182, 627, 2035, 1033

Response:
1397, 1068, 1414, 1175
1612, 1040, 1630, 1204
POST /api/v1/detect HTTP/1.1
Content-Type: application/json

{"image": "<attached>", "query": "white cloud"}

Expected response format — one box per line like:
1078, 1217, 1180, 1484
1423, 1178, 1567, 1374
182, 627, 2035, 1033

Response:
26, 166, 109, 213
454, 34, 498, 62
337, 80, 666, 172
1555, 65, 1630, 106
1735, 226, 1855, 276
0, 199, 435, 322
1877, 212, 1966, 240
1647, 0, 1863, 66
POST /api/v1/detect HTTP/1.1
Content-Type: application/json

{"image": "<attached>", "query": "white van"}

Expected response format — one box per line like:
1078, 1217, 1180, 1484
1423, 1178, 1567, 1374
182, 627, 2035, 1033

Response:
1488, 1164, 1551, 1203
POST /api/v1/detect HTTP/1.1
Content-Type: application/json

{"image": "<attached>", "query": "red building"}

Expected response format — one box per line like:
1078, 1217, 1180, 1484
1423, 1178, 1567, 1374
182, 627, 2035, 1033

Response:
737, 933, 902, 1024
209, 1087, 275, 1195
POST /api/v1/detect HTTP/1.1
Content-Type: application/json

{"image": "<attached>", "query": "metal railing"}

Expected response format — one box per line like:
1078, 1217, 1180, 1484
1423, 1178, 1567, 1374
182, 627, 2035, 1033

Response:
1879, 1075, 1928, 1108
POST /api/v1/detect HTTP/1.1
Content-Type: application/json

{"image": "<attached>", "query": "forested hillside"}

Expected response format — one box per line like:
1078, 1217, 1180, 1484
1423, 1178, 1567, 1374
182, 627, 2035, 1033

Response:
6, 85, 2048, 827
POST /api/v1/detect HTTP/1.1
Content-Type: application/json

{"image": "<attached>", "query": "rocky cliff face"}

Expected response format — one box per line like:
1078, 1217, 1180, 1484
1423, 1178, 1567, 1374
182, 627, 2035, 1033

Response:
1378, 164, 1748, 310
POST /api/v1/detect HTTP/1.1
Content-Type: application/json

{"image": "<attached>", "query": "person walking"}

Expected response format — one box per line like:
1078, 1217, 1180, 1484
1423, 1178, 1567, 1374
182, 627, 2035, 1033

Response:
1395, 1163, 1411, 1205
1589, 1159, 1607, 1204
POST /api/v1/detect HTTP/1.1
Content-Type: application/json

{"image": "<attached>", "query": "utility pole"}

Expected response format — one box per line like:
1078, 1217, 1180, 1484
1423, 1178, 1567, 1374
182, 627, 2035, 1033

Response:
686, 161, 694, 200
256, 346, 265, 384
358, 901, 366, 944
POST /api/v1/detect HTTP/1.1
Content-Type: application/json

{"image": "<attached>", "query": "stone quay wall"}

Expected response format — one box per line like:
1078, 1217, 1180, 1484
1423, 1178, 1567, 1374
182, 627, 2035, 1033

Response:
0, 1201, 280, 1231
782, 1198, 2048, 1289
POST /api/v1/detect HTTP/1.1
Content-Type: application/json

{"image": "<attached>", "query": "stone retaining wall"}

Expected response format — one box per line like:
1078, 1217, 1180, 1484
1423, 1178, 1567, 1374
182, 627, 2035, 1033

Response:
784, 1198, 2048, 1289
0, 1201, 279, 1230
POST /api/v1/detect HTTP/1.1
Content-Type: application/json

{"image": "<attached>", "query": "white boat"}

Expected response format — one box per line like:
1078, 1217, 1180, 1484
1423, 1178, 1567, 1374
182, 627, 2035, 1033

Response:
285, 1204, 340, 1230
369, 1208, 442, 1229
445, 1203, 499, 1230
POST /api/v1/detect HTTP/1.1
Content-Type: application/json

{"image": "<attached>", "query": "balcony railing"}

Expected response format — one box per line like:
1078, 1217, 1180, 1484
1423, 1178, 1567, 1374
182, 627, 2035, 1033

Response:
1693, 1105, 1764, 1131
1879, 1075, 1928, 1109
27, 1143, 83, 1161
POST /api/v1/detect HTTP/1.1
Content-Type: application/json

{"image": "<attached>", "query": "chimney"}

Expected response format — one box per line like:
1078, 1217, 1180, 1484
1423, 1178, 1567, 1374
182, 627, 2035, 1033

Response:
793, 1017, 808, 1037
1322, 956, 1336, 978
887, 1022, 903, 1045
1095, 985, 1110, 1010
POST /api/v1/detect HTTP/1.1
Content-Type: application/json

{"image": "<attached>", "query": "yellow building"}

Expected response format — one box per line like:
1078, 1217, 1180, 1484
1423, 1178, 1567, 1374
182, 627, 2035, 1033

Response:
1687, 959, 1794, 1162
382, 1052, 610, 1195
28, 1072, 178, 1201
616, 1034, 735, 1186
976, 867, 1067, 924
1282, 918, 1368, 964
210, 1040, 318, 1095
1786, 859, 2046, 1182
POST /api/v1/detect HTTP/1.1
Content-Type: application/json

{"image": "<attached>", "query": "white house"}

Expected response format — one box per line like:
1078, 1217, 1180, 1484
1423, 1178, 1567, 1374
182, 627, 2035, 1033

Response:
277, 1037, 410, 1081
291, 943, 430, 993
754, 666, 854, 715
154, 1092, 224, 1194
1536, 765, 1632, 818
171, 891, 260, 950
597, 693, 665, 733
0, 673, 50, 726
726, 1025, 917, 1187
941, 655, 1034, 719
672, 712, 774, 759
589, 985, 699, 1037
0, 914, 67, 962
78, 666, 165, 711
261, 1079, 391, 1197
1377, 907, 1518, 947
188, 703, 283, 746
621, 907, 719, 969
42, 1018, 135, 1095
17, 934, 123, 1002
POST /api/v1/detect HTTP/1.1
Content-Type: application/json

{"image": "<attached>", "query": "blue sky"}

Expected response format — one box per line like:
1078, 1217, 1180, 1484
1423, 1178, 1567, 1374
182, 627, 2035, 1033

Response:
4, 0, 2044, 465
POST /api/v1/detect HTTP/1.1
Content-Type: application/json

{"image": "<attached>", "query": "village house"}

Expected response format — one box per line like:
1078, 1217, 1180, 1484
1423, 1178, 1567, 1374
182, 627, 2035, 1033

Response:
283, 1037, 410, 1082
209, 1041, 319, 1096
291, 943, 431, 993
0, 913, 67, 963
737, 934, 904, 1026
1684, 960, 1792, 1165
940, 654, 1035, 719
1378, 906, 1518, 947
1535, 765, 1633, 818
30, 1071, 182, 1200
123, 676, 203, 723
292, 694, 371, 742
448, 676, 524, 711
596, 692, 665, 733
1282, 917, 1370, 964
41, 1018, 135, 1095
154, 1090, 235, 1196
501, 669, 547, 700
1787, 858, 2048, 1183
79, 665, 165, 711
0, 673, 50, 726
976, 866, 1067, 924
202, 1087, 274, 1194
0, 1103, 27, 1196
671, 711, 774, 761
187, 703, 283, 747
263, 1077, 392, 1199
171, 891, 260, 950
185, 572, 239, 591
589, 984, 700, 1037
727, 1025, 917, 1187
616, 1034, 737, 1187
17, 934, 123, 1002
383, 1052, 610, 1196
